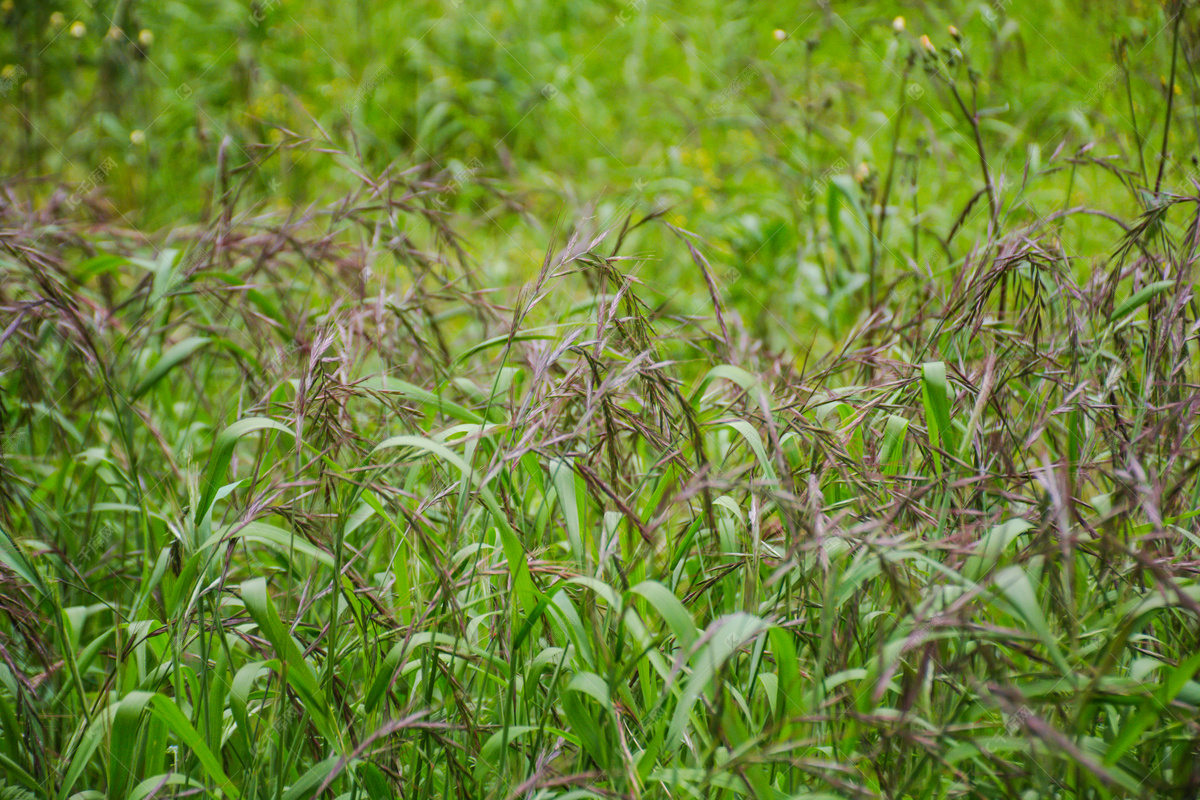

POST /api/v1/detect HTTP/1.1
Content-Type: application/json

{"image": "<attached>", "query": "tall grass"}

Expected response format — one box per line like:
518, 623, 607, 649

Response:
4, 127, 1200, 797
4, 2, 1200, 799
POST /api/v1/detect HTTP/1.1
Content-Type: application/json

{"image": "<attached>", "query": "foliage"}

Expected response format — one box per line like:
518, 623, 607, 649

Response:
3, 1, 1200, 798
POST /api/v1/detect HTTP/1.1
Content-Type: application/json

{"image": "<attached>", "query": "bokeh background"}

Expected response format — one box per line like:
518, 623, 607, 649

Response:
3, 1, 1189, 347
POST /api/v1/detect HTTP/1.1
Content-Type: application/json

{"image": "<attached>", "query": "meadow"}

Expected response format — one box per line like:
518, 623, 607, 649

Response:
3, 1, 1200, 798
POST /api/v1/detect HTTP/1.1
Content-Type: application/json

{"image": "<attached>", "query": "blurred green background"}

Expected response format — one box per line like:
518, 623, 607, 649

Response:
1, 0, 1190, 346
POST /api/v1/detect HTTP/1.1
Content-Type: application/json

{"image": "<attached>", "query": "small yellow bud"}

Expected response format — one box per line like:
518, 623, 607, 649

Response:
947, 25, 961, 41
69, 20, 86, 38
892, 16, 906, 33
919, 34, 936, 54
130, 129, 145, 144
855, 162, 870, 183
138, 29, 153, 46
105, 25, 121, 41
1, 0, 15, 13
49, 11, 65, 27
773, 29, 786, 42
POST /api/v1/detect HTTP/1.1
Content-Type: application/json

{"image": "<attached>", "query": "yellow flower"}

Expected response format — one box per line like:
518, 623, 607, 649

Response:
1, 64, 18, 80
919, 35, 936, 54
138, 29, 153, 46
69, 20, 86, 38
130, 129, 145, 144
49, 11, 64, 27
773, 29, 786, 42
1, 0, 14, 13
892, 16, 906, 33
855, 161, 870, 183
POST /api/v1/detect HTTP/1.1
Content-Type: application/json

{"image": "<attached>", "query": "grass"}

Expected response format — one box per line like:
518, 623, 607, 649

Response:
4, 1, 1200, 798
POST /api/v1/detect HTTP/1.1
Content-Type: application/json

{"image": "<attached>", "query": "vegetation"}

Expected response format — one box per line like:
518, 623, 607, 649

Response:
3, 1, 1200, 798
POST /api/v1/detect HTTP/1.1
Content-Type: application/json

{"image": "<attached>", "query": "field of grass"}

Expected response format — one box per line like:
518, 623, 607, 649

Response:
5, 1, 1200, 798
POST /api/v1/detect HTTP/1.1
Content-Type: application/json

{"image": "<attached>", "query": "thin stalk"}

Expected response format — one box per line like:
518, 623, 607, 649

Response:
1155, 5, 1183, 194
1120, 43, 1148, 187
948, 78, 998, 230
909, 153, 920, 263
871, 57, 916, 308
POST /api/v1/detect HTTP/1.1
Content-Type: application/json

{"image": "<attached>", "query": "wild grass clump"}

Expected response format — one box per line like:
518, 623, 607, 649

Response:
2, 123, 1200, 799
4, 3, 1200, 799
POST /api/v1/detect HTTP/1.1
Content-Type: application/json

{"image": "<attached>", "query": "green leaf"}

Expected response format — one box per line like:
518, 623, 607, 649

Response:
665, 613, 771, 750
109, 692, 241, 800
1105, 651, 1200, 765
551, 457, 584, 562
879, 414, 909, 477
962, 519, 1032, 582
195, 417, 294, 526
281, 756, 341, 800
131, 337, 211, 399
692, 365, 772, 417
0, 522, 47, 596
921, 361, 955, 475
371, 435, 535, 612
200, 521, 335, 569
360, 376, 486, 424
240, 578, 340, 747
724, 419, 778, 483
1109, 279, 1175, 324
630, 580, 699, 650
992, 566, 1071, 675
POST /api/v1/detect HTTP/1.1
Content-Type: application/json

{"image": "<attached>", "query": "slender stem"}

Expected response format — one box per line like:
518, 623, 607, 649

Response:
1155, 4, 1183, 194
1120, 44, 1148, 187
871, 58, 915, 308
910, 154, 920, 263
948, 79, 998, 229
